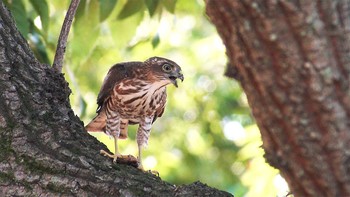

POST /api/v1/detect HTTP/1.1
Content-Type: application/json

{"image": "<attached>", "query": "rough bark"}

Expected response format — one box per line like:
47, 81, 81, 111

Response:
0, 2, 232, 197
206, 0, 350, 197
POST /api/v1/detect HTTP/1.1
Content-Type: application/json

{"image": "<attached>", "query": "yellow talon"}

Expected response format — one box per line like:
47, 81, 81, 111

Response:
100, 149, 120, 162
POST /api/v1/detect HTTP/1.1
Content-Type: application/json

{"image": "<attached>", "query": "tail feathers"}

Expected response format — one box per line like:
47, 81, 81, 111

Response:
85, 110, 107, 132
85, 109, 128, 140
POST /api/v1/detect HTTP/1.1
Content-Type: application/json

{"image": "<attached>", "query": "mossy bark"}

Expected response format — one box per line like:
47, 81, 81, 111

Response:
0, 2, 232, 197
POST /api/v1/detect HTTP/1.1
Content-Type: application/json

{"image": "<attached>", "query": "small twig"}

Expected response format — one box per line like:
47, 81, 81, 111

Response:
52, 0, 80, 73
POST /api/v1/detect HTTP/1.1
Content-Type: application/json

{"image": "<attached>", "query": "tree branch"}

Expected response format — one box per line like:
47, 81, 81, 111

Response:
52, 0, 80, 73
206, 0, 350, 196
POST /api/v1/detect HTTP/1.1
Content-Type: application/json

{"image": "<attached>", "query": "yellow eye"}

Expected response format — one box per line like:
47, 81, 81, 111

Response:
162, 64, 172, 72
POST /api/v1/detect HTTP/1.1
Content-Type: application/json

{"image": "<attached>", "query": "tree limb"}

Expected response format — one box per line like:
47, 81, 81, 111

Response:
52, 0, 80, 73
206, 0, 350, 196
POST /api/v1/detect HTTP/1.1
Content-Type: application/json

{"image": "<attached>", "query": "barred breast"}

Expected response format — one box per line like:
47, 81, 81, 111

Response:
111, 79, 167, 120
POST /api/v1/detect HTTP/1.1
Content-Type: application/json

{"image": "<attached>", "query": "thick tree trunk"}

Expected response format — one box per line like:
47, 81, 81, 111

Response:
206, 0, 350, 196
0, 2, 232, 197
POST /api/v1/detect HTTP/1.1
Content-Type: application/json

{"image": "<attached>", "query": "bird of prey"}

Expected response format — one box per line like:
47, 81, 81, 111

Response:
85, 57, 183, 170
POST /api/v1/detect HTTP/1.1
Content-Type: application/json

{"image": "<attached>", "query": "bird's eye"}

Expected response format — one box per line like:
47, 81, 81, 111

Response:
162, 64, 172, 72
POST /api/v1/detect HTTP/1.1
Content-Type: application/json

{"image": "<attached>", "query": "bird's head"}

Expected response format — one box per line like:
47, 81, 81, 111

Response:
145, 57, 184, 87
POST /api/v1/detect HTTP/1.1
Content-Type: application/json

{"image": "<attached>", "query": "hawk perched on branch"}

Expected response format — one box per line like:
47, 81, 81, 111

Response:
85, 57, 183, 169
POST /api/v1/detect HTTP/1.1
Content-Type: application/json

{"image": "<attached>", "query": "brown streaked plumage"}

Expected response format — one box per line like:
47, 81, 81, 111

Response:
85, 57, 183, 169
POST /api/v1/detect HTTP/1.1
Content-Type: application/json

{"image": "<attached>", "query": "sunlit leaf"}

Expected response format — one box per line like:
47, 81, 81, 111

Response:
29, 0, 49, 33
99, 0, 118, 22
5, 0, 29, 38
151, 33, 160, 48
117, 0, 144, 20
144, 0, 158, 17
71, 0, 100, 67
111, 11, 144, 48
161, 0, 176, 13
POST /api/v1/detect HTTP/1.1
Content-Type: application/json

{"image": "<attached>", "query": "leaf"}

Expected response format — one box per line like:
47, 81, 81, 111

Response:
5, 0, 29, 38
29, 0, 49, 33
29, 32, 50, 64
161, 0, 176, 13
117, 0, 144, 20
99, 0, 118, 22
110, 11, 144, 48
151, 33, 160, 48
79, 95, 87, 118
71, 0, 100, 67
75, 0, 87, 21
144, 0, 158, 17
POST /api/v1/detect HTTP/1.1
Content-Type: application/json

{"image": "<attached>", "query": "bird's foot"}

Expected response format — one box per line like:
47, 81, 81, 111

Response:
100, 150, 139, 167
100, 149, 120, 162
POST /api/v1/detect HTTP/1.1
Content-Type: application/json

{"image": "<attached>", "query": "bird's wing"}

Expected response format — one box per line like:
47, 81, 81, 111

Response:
96, 63, 136, 113
87, 63, 130, 131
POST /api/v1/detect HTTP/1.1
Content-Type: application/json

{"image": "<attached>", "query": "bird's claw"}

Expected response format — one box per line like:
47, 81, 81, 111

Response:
100, 150, 140, 167
100, 149, 120, 162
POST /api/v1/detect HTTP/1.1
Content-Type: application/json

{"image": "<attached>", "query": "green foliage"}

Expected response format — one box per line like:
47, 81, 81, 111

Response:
71, 0, 100, 67
29, 0, 49, 33
5, 0, 289, 196
117, 0, 144, 19
151, 33, 160, 48
4, 0, 29, 38
144, 0, 159, 17
161, 0, 176, 13
99, 0, 118, 22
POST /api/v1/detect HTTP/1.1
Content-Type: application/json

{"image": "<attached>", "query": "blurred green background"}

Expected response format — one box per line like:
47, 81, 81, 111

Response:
4, 0, 289, 196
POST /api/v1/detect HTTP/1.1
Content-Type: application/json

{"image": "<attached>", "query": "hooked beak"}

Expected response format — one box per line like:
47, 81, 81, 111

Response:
169, 72, 184, 88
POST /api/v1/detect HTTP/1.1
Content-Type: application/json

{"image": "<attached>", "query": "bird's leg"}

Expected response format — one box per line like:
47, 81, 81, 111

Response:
137, 143, 144, 170
136, 116, 158, 175
137, 143, 158, 176
119, 119, 129, 139
136, 117, 152, 169
100, 135, 122, 162
100, 108, 122, 162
